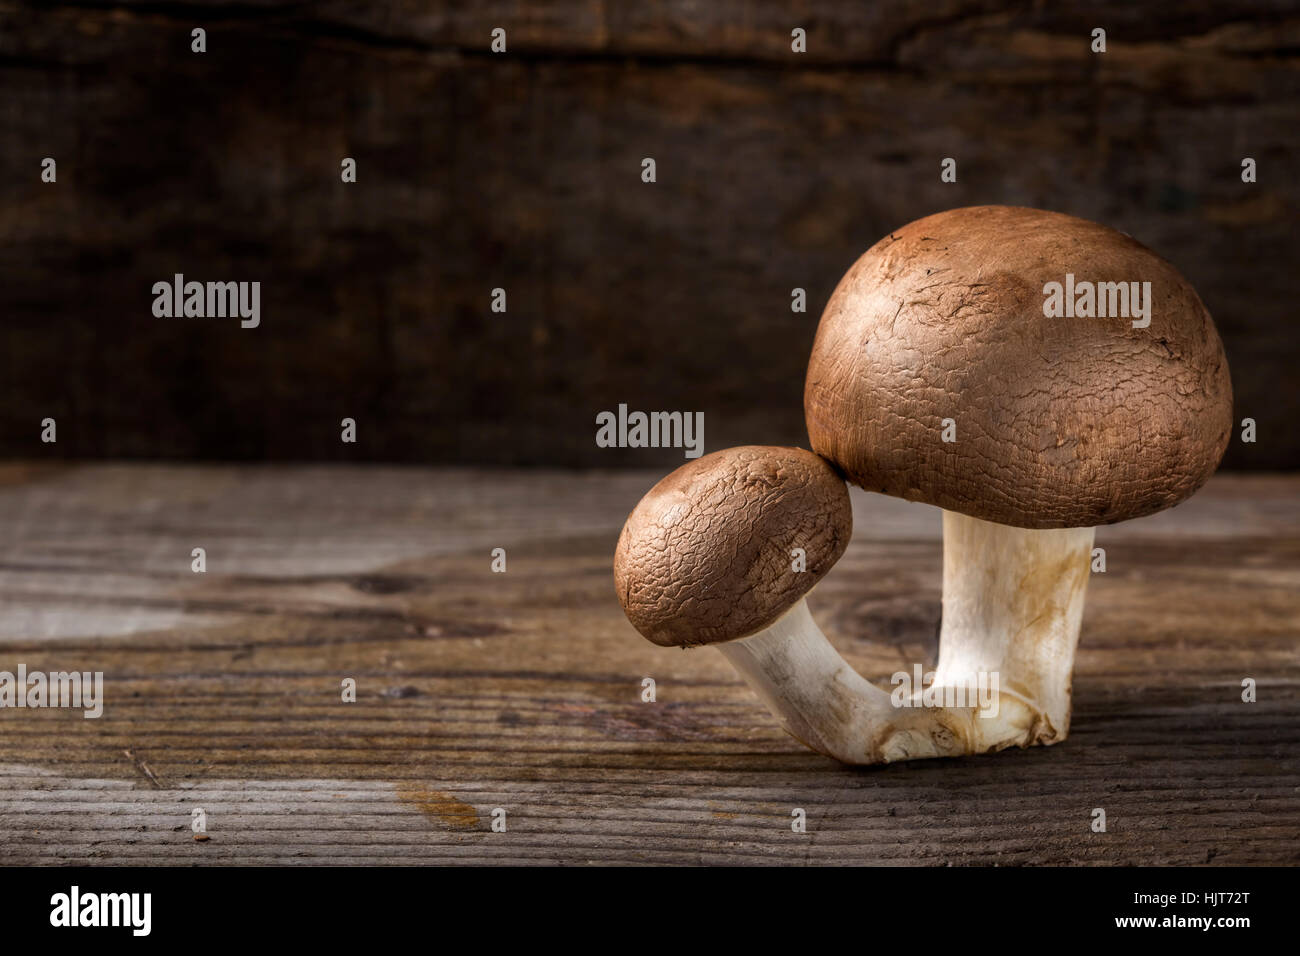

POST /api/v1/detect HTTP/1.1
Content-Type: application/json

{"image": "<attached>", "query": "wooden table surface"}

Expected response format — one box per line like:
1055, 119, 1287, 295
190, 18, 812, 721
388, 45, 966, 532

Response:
0, 464, 1296, 865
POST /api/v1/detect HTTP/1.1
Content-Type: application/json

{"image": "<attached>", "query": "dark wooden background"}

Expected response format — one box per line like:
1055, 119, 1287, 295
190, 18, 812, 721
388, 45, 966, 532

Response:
2, 1, 1298, 468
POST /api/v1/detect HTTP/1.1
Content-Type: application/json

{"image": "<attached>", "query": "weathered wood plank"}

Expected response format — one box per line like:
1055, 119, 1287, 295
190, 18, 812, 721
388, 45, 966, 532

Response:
0, 465, 1296, 864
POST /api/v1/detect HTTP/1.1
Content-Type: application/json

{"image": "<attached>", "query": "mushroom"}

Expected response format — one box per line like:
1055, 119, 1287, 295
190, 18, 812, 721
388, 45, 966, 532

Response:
614, 445, 992, 763
803, 204, 1233, 756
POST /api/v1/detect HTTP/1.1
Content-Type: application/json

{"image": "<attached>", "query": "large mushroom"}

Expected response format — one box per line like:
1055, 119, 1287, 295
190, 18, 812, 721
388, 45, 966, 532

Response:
614, 206, 1233, 765
804, 205, 1233, 755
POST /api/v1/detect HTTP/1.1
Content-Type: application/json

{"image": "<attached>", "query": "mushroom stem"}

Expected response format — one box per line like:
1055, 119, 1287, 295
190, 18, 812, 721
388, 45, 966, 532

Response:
934, 510, 1095, 751
717, 512, 1095, 764
717, 598, 974, 764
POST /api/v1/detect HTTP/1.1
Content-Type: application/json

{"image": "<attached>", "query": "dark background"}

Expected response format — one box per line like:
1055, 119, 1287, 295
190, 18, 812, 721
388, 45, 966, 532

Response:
2, 1, 1297, 469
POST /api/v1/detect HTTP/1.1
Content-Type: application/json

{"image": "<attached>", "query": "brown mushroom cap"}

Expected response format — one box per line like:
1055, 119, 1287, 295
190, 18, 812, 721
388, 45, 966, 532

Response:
614, 446, 852, 647
804, 205, 1233, 529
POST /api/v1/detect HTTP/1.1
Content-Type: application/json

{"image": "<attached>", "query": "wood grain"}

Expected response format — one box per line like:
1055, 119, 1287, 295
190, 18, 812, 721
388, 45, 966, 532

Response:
0, 464, 1296, 865
1, 2, 1297, 467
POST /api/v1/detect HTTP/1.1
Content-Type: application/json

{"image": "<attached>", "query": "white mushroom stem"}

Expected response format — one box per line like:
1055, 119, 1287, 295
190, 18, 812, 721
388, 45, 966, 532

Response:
717, 600, 906, 763
715, 511, 1095, 765
934, 510, 1095, 749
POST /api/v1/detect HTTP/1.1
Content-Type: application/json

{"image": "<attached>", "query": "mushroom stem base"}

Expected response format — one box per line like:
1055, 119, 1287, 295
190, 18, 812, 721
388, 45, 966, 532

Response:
718, 599, 978, 764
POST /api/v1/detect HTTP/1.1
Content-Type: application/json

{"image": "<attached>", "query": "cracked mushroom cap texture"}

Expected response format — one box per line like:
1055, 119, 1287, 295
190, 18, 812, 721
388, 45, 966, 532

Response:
614, 445, 852, 647
804, 205, 1233, 529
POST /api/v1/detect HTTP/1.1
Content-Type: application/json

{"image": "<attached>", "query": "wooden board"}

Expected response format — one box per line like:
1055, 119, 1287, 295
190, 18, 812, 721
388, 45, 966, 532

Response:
0, 464, 1296, 865
1, 2, 1297, 468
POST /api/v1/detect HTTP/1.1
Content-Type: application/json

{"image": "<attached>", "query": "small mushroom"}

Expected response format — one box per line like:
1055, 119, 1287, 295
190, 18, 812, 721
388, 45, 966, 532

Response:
804, 205, 1233, 754
615, 445, 974, 763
